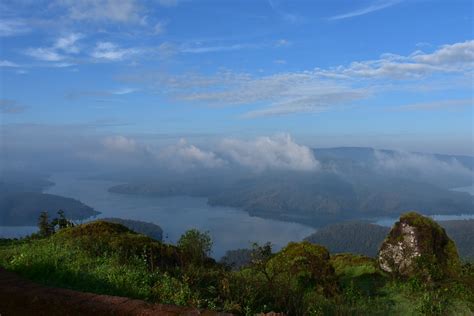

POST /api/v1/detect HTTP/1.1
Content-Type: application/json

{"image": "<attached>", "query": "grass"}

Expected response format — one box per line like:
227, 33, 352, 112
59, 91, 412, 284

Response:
0, 221, 473, 315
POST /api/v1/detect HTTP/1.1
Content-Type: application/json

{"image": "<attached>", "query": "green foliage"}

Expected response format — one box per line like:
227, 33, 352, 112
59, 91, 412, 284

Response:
55, 221, 181, 270
37, 210, 75, 238
101, 218, 163, 241
51, 210, 75, 230
1, 219, 473, 315
152, 272, 197, 306
38, 211, 53, 237
223, 242, 340, 315
177, 229, 213, 264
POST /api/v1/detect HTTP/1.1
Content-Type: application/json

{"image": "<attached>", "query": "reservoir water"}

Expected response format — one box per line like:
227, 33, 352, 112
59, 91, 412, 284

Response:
2, 176, 472, 257
30, 173, 315, 258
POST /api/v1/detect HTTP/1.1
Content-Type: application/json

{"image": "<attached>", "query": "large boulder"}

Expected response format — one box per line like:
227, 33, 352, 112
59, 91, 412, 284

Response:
378, 212, 460, 281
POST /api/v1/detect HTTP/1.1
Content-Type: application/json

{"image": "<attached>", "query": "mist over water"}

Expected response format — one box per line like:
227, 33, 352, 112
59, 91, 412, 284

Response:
42, 173, 315, 258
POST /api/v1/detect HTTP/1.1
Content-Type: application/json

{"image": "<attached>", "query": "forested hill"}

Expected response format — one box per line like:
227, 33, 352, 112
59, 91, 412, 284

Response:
0, 172, 98, 226
0, 192, 99, 226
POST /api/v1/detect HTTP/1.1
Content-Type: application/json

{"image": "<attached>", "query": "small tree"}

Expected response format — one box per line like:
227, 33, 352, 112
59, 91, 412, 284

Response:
251, 242, 273, 266
51, 210, 74, 230
38, 211, 53, 237
177, 229, 213, 264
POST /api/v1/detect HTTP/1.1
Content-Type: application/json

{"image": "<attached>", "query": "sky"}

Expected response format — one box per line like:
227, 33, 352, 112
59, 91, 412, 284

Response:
0, 0, 473, 157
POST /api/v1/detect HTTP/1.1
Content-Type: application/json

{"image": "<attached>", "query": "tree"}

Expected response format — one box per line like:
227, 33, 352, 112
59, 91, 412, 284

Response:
38, 211, 53, 237
51, 210, 74, 230
177, 229, 213, 264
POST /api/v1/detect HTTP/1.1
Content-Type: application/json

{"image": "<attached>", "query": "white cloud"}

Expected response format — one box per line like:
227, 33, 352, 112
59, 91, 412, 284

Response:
111, 88, 139, 95
24, 33, 83, 62
411, 40, 474, 65
162, 71, 370, 117
328, 0, 403, 20
102, 135, 139, 152
100, 134, 320, 172
24, 47, 65, 61
243, 90, 367, 118
54, 33, 83, 54
374, 150, 473, 184
0, 60, 20, 67
315, 40, 474, 80
159, 139, 226, 170
219, 134, 320, 171
0, 19, 30, 37
120, 40, 472, 118
91, 42, 139, 61
58, 0, 143, 23
52, 62, 76, 68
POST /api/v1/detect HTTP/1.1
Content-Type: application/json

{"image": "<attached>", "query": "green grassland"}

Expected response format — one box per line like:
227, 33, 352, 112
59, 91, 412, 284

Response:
0, 220, 473, 315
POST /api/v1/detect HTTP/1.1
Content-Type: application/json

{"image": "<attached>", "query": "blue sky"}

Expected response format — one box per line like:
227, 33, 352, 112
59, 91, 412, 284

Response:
0, 0, 473, 155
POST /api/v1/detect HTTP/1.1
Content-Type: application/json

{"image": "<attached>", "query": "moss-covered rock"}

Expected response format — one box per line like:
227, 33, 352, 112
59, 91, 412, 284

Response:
378, 212, 461, 281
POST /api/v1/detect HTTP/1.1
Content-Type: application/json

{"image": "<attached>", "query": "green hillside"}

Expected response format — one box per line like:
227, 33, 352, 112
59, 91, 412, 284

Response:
0, 215, 472, 315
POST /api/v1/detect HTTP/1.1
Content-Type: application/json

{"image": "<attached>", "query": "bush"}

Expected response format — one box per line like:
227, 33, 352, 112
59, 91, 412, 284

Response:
177, 229, 213, 264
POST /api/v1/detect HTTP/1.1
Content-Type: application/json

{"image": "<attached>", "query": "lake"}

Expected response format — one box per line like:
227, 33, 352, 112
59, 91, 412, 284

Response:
2, 177, 472, 257
32, 173, 315, 258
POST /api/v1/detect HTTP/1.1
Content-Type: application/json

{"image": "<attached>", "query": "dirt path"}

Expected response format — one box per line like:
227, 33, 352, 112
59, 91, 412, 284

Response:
0, 268, 231, 316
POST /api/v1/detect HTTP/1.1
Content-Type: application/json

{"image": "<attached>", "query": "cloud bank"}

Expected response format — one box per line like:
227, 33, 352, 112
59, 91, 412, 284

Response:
374, 150, 473, 186
219, 134, 320, 171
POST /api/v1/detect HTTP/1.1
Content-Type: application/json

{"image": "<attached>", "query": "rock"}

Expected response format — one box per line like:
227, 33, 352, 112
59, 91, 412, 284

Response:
378, 212, 461, 281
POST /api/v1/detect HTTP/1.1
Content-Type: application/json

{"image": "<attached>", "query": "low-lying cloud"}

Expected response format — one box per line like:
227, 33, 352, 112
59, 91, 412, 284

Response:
374, 150, 473, 186
158, 139, 226, 171
218, 134, 320, 171
124, 134, 319, 172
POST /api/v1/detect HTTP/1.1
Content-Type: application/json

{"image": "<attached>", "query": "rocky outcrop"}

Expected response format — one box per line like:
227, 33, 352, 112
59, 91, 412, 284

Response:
378, 212, 461, 281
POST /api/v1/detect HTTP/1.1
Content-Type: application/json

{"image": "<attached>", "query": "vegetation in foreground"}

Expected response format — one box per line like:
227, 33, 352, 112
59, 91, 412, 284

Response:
0, 212, 473, 315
